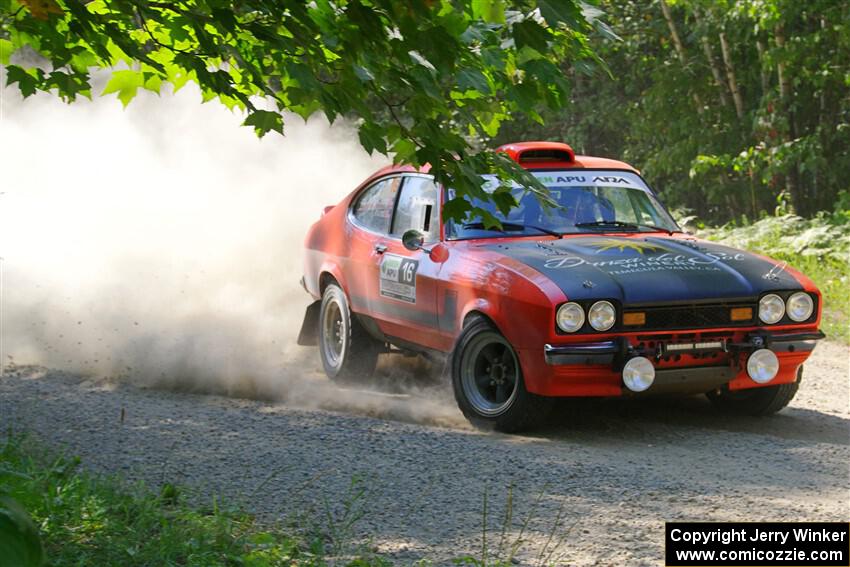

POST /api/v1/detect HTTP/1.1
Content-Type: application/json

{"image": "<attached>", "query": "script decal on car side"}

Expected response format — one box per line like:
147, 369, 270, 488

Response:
379, 254, 418, 303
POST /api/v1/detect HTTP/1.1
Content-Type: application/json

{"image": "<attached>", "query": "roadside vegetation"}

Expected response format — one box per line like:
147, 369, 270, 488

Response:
3, 434, 570, 567
678, 209, 850, 343
1, 433, 578, 567
0, 434, 392, 567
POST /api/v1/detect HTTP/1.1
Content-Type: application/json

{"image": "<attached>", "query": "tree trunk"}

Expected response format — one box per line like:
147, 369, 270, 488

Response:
660, 0, 703, 113
812, 16, 828, 208
755, 40, 770, 95
694, 9, 730, 109
718, 32, 744, 119
700, 35, 730, 108
774, 24, 804, 214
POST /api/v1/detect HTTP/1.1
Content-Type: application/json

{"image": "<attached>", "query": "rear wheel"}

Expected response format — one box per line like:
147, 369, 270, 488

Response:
706, 366, 802, 416
319, 284, 380, 384
451, 316, 552, 433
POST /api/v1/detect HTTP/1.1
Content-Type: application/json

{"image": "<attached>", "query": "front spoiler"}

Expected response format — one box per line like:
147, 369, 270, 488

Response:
544, 330, 825, 367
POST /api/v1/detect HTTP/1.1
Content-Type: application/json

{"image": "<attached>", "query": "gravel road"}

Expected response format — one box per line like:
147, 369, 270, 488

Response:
2, 341, 848, 565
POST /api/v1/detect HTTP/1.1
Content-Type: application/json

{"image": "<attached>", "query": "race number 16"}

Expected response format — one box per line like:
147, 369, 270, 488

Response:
400, 259, 417, 283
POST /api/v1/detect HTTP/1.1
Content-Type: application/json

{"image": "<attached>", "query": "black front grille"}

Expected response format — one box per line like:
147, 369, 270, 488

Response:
627, 303, 756, 331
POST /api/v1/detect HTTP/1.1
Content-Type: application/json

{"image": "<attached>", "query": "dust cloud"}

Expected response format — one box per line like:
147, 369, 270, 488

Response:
0, 83, 464, 428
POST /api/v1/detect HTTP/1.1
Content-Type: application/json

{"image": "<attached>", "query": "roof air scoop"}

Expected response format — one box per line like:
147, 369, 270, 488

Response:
496, 141, 576, 166
518, 149, 573, 163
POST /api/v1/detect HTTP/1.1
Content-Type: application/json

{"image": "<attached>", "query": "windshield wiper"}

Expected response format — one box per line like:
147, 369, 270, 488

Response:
462, 221, 561, 237
574, 220, 676, 235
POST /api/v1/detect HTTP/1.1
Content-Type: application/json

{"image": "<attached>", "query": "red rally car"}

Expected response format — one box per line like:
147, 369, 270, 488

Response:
298, 141, 825, 432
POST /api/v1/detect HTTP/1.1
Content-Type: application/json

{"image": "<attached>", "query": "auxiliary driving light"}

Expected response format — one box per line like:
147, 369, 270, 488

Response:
747, 348, 780, 383
758, 294, 785, 324
622, 356, 655, 392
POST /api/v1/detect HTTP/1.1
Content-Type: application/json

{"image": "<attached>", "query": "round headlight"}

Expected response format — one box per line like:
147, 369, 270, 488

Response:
786, 292, 814, 322
758, 294, 785, 324
588, 301, 616, 331
556, 302, 585, 333
747, 348, 779, 383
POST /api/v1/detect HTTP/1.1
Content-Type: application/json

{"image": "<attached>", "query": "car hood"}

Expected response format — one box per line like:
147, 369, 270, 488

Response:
484, 235, 803, 305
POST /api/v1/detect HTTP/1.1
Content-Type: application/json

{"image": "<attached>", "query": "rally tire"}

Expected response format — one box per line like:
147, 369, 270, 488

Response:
318, 284, 380, 384
451, 316, 552, 433
706, 366, 802, 416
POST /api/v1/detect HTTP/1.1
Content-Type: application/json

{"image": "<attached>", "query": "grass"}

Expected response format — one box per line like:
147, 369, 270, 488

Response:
679, 211, 850, 344
1, 434, 576, 567
453, 484, 574, 567
0, 433, 390, 567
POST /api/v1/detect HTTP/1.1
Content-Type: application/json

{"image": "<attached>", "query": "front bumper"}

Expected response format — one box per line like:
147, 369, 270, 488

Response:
543, 330, 825, 366
529, 329, 825, 397
543, 340, 622, 365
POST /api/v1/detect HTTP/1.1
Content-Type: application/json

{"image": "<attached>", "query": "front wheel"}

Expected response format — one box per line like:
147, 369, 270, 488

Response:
451, 316, 552, 433
706, 366, 802, 416
319, 284, 380, 384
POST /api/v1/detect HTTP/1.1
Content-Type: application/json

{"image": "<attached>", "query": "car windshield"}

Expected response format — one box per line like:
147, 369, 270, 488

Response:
446, 170, 680, 239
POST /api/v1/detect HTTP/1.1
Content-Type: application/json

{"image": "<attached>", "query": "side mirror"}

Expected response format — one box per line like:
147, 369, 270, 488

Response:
402, 229, 425, 252
401, 229, 449, 263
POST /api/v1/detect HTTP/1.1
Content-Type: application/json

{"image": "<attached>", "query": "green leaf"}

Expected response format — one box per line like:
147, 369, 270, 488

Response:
142, 72, 163, 93
471, 0, 505, 24
0, 495, 44, 567
512, 19, 549, 53
582, 3, 620, 42
470, 206, 503, 229
163, 63, 191, 92
211, 8, 238, 33
443, 196, 473, 222
392, 138, 417, 163
46, 70, 90, 102
477, 113, 502, 137
5, 66, 39, 98
70, 50, 98, 74
457, 68, 490, 94
243, 110, 283, 137
0, 39, 14, 66
101, 70, 143, 107
492, 186, 518, 215
358, 122, 387, 155
537, 0, 584, 28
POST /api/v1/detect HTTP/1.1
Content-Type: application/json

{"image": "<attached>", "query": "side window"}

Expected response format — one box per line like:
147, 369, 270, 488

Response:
352, 177, 402, 233
391, 176, 440, 242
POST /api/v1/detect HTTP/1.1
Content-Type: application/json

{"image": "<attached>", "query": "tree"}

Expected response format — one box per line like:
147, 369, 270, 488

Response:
498, 0, 850, 221
0, 0, 608, 225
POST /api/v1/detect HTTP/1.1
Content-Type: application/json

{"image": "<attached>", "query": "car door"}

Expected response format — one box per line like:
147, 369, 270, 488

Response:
346, 175, 403, 314
367, 174, 444, 349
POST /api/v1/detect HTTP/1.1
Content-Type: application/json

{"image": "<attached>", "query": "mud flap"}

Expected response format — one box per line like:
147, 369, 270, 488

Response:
297, 300, 321, 346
